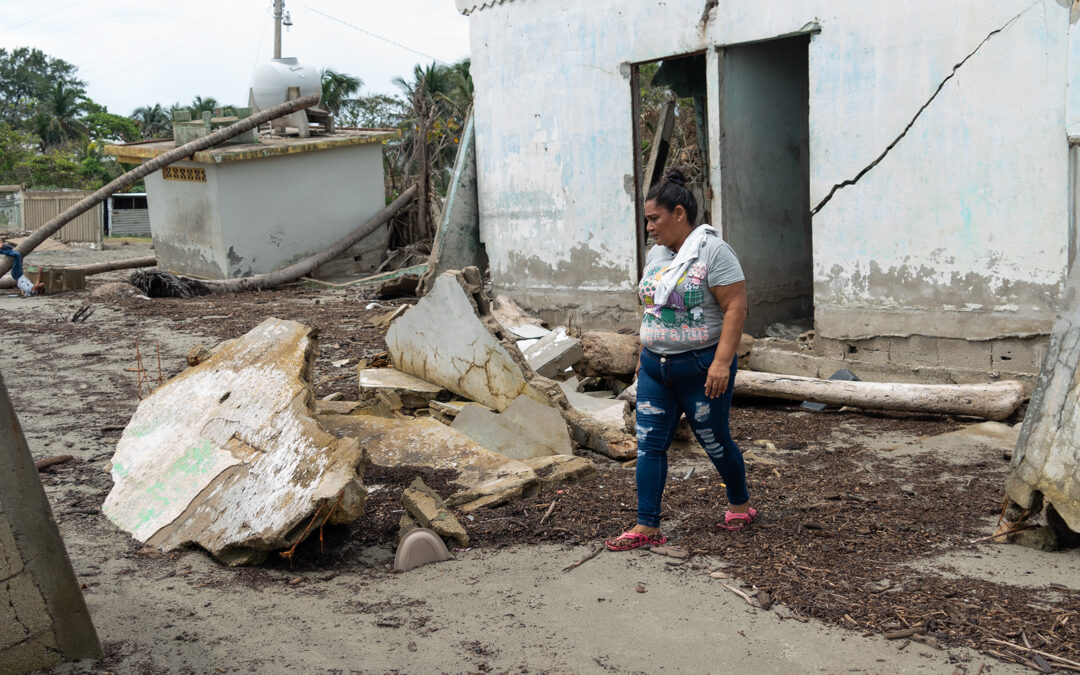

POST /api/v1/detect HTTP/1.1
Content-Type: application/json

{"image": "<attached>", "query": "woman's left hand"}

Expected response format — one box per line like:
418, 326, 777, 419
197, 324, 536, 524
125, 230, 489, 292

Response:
704, 360, 730, 399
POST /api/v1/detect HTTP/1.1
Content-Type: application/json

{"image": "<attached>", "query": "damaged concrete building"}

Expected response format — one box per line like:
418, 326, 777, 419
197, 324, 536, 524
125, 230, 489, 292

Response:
457, 0, 1080, 381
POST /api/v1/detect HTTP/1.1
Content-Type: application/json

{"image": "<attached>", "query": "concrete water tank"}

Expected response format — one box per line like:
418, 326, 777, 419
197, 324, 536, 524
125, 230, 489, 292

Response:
250, 57, 320, 111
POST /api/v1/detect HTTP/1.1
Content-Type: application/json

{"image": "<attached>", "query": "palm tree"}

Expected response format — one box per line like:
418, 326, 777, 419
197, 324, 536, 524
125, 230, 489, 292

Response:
189, 96, 219, 115
320, 68, 363, 117
33, 80, 87, 150
130, 103, 171, 139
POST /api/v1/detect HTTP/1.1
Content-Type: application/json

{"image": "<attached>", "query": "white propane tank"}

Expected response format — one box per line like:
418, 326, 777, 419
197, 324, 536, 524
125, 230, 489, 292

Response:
250, 57, 321, 112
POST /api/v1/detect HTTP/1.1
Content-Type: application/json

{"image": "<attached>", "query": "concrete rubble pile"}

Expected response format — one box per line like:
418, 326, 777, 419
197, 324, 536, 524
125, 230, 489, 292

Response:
103, 269, 624, 564
384, 269, 638, 460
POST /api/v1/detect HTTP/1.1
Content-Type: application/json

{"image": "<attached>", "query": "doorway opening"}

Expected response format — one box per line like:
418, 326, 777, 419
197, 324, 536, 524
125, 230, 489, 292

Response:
717, 35, 812, 336
630, 52, 710, 275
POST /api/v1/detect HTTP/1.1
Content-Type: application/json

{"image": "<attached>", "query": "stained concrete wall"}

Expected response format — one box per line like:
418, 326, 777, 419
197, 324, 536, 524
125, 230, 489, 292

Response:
462, 0, 1074, 352
145, 143, 386, 279
1, 371, 100, 672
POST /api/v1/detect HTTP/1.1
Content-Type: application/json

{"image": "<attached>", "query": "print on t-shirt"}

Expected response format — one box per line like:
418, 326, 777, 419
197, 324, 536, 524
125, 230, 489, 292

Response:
639, 260, 709, 345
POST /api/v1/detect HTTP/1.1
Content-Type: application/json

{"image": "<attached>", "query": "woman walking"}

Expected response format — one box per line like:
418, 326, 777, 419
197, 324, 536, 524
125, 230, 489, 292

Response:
606, 169, 754, 551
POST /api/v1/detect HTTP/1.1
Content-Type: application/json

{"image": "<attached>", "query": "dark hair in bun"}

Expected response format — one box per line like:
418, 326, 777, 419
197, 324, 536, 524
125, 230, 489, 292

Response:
645, 168, 697, 224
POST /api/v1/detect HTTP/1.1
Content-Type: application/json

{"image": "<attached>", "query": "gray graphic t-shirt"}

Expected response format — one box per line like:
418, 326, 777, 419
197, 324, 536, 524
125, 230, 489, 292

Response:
638, 236, 744, 355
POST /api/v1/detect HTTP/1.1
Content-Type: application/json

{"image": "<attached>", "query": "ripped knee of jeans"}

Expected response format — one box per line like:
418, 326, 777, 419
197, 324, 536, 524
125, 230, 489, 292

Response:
637, 401, 666, 416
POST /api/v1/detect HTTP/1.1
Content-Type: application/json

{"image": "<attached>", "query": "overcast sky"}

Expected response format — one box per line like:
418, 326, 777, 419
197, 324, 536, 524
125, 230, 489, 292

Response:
0, 0, 471, 115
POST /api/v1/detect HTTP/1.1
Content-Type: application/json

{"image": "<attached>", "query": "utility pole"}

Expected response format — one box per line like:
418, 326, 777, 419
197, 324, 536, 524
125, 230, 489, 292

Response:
273, 0, 284, 59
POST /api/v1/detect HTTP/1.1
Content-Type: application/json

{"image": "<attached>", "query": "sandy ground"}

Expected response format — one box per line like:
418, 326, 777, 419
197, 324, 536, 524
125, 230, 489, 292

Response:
2, 242, 1077, 674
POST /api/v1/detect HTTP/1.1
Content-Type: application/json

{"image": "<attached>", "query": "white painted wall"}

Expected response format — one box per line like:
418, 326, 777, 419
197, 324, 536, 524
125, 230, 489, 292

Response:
463, 0, 1076, 338
145, 144, 386, 279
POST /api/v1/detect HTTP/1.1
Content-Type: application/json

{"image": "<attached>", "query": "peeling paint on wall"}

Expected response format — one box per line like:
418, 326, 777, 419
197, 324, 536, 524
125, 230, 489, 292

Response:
465, 0, 1073, 336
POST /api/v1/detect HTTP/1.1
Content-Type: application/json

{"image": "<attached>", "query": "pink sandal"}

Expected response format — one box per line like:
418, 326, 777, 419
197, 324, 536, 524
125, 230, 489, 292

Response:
604, 530, 668, 551
717, 507, 757, 532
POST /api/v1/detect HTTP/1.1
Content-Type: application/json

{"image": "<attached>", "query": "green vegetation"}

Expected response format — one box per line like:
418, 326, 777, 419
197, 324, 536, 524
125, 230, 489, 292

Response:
0, 46, 474, 245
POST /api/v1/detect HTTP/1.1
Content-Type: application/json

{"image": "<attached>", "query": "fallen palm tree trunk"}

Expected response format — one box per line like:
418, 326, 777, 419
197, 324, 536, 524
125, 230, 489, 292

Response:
0, 94, 320, 281
0, 256, 159, 290
71, 256, 158, 276
734, 370, 1025, 421
133, 186, 417, 296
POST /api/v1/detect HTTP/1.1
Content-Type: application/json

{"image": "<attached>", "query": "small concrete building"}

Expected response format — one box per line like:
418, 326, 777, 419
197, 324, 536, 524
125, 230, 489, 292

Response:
458, 0, 1080, 379
107, 130, 396, 279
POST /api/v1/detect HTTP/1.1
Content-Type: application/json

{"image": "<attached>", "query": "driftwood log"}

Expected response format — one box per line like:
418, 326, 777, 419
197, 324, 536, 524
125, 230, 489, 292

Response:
734, 371, 1025, 421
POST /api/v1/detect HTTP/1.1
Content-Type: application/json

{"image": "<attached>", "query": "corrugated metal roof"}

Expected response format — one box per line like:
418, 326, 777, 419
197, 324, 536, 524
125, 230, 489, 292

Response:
455, 0, 513, 15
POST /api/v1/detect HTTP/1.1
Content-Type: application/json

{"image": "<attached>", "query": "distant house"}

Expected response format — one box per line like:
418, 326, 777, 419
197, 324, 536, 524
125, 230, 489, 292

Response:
107, 193, 151, 237
457, 0, 1079, 379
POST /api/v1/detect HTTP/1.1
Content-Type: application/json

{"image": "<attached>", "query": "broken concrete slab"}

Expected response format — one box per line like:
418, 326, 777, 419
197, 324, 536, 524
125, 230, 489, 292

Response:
394, 527, 452, 572
102, 318, 368, 566
521, 455, 597, 491
417, 112, 486, 297
451, 405, 558, 460
386, 272, 546, 412
1008, 257, 1080, 533
523, 327, 584, 378
559, 379, 631, 433
358, 367, 448, 409
401, 478, 469, 547
318, 413, 539, 510
501, 395, 574, 456
573, 332, 640, 378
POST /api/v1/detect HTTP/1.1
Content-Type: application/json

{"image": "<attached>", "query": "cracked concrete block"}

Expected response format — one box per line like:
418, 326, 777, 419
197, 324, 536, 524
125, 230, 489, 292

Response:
523, 326, 584, 378
0, 514, 23, 580
358, 367, 448, 409
991, 337, 1045, 374
2, 638, 60, 673
386, 272, 545, 412
937, 338, 992, 371
521, 455, 597, 491
7, 572, 51, 639
401, 478, 469, 547
102, 318, 368, 566
451, 405, 557, 460
1, 371, 100, 669
0, 578, 27, 649
888, 335, 941, 368
1008, 259, 1080, 533
318, 413, 539, 510
501, 395, 574, 456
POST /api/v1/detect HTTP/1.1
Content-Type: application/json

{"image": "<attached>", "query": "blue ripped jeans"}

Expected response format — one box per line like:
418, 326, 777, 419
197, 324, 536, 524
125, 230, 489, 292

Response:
635, 346, 748, 528
0, 246, 23, 280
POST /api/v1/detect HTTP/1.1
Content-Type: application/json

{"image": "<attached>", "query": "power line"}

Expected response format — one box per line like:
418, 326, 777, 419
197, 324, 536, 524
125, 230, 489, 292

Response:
79, 0, 263, 76
0, 0, 88, 35
303, 6, 448, 65
86, 6, 263, 88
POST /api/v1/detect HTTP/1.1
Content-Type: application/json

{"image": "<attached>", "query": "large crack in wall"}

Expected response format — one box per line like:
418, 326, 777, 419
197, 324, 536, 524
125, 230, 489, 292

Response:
810, 4, 1035, 215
